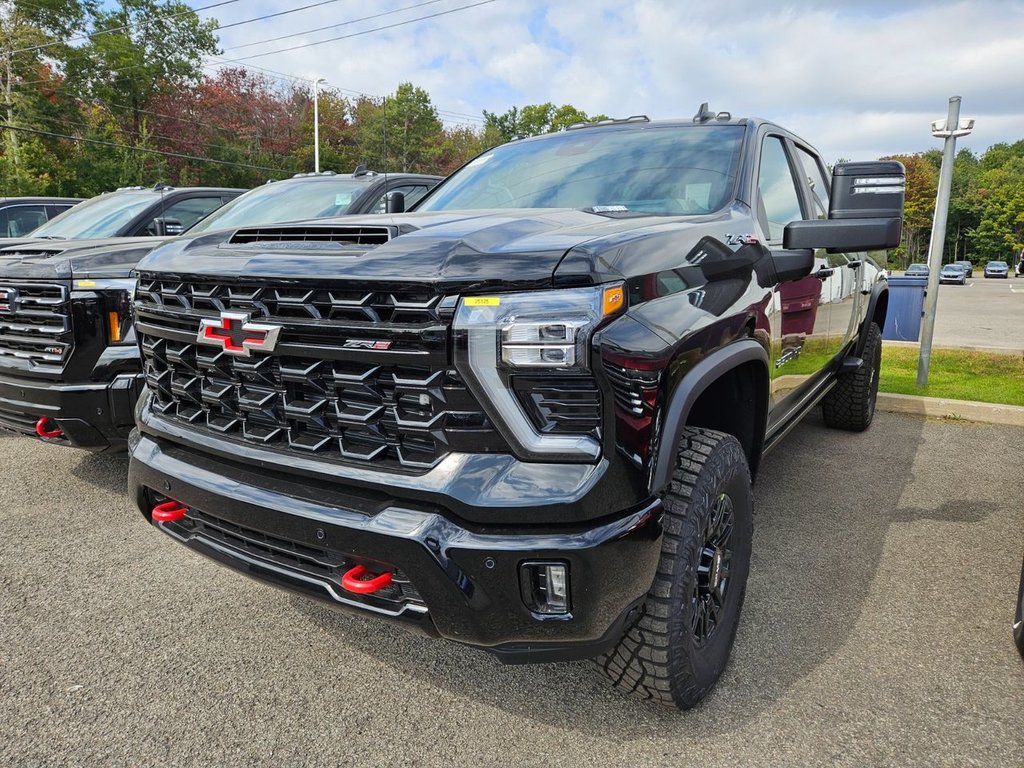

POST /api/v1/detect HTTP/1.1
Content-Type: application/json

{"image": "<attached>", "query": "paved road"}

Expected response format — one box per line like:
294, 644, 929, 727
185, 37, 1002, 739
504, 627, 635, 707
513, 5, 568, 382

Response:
902, 274, 1024, 351
1, 413, 1022, 767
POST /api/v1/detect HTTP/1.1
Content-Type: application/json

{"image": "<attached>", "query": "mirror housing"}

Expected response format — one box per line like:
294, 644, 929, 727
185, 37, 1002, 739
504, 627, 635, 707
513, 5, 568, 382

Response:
783, 160, 905, 253
151, 217, 184, 237
384, 191, 406, 214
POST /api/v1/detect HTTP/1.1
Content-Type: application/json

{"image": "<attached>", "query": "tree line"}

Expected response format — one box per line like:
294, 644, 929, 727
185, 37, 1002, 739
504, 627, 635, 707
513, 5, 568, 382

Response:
0, 0, 605, 195
1, 1, 1021, 265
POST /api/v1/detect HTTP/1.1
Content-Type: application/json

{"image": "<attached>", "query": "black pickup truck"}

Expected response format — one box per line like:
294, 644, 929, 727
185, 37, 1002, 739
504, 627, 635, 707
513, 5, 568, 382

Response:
0, 171, 440, 450
129, 107, 904, 709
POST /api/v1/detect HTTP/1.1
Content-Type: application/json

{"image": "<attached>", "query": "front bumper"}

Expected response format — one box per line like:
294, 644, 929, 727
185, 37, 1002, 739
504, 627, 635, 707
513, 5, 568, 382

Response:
129, 431, 664, 663
0, 371, 142, 451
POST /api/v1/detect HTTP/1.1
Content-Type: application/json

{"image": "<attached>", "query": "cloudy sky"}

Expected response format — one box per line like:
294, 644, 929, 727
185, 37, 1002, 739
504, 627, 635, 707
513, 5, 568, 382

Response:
203, 0, 1024, 163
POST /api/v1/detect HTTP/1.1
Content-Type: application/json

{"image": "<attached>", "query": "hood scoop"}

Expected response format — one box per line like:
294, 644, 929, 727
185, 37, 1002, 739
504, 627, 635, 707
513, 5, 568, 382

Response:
228, 225, 393, 246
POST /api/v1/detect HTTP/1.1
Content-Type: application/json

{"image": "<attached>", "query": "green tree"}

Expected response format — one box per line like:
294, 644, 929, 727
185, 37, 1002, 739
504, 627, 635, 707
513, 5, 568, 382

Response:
352, 83, 443, 173
68, 0, 219, 137
882, 153, 937, 267
482, 102, 607, 145
0, 0, 89, 192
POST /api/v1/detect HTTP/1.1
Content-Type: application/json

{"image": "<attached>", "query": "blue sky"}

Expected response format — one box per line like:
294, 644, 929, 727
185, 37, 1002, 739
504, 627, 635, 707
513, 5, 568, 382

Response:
197, 0, 1024, 163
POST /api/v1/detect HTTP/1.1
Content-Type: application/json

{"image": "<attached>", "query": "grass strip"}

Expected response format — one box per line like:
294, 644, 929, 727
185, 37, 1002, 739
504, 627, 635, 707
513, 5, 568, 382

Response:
879, 346, 1024, 406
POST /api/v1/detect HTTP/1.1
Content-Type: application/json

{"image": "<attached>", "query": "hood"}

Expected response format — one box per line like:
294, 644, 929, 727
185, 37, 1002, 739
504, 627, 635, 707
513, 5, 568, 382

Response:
0, 237, 163, 280
136, 209, 713, 291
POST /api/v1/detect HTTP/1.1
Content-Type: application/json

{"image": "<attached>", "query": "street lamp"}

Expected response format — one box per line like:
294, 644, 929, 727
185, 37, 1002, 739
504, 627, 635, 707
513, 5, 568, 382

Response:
312, 76, 326, 173
917, 96, 974, 386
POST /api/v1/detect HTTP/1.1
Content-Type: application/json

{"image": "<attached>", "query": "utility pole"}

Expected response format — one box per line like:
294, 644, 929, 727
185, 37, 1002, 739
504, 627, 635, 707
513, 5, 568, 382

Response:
917, 96, 974, 386
312, 76, 325, 173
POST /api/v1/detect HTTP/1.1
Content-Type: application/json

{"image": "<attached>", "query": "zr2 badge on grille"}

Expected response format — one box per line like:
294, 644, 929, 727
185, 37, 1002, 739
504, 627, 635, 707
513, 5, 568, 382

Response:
196, 311, 282, 357
343, 339, 392, 350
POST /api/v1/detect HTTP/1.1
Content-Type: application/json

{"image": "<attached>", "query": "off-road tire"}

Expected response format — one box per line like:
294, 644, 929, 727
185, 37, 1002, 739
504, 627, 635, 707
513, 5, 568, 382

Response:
596, 427, 753, 709
822, 321, 882, 432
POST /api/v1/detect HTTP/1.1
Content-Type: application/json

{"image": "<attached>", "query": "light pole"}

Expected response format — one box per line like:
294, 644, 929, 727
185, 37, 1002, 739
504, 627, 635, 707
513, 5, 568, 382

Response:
312, 76, 326, 173
917, 96, 974, 386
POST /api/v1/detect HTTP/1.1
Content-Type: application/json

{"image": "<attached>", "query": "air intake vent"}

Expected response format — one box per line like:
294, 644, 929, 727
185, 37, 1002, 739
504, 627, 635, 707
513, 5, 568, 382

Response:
229, 225, 392, 246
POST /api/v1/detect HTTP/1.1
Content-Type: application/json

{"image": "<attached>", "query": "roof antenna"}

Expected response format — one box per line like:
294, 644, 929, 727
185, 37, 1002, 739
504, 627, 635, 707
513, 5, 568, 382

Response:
693, 102, 715, 123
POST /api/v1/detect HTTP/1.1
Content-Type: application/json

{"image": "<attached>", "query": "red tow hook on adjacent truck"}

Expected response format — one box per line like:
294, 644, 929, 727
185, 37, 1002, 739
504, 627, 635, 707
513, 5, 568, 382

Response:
341, 565, 393, 594
34, 417, 63, 440
151, 500, 188, 523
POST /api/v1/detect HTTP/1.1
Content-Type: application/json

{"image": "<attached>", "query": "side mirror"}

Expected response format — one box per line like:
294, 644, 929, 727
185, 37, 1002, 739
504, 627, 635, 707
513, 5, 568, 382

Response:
783, 160, 905, 253
384, 191, 406, 214
151, 217, 184, 237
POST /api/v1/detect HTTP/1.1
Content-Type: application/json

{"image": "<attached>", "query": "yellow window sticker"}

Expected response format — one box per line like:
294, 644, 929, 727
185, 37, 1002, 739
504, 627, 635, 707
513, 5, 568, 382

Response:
463, 297, 500, 307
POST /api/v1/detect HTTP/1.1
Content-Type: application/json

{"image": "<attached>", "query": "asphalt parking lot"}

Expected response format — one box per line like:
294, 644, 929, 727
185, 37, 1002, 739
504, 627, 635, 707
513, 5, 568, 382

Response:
918, 275, 1024, 352
1, 412, 1022, 767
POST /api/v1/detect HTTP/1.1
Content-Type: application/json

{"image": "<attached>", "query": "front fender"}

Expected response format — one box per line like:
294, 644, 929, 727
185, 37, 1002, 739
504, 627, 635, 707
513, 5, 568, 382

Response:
649, 338, 769, 495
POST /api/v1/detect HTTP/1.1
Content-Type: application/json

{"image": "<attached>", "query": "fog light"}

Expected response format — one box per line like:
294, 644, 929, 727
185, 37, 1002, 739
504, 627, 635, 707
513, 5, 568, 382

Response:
520, 561, 570, 615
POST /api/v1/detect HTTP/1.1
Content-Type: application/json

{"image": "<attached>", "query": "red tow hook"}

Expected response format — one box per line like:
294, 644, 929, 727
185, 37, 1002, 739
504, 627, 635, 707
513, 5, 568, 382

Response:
35, 417, 63, 439
341, 565, 393, 594
151, 500, 188, 523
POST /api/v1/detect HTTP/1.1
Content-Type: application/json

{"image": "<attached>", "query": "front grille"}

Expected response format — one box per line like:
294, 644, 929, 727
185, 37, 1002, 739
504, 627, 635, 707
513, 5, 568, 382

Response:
137, 277, 440, 324
164, 502, 424, 608
0, 400, 38, 433
136, 274, 506, 471
228, 224, 392, 246
0, 280, 72, 365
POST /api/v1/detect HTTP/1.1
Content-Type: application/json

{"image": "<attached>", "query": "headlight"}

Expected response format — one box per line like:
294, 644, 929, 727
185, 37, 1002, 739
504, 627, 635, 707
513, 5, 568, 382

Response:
74, 278, 137, 346
453, 283, 624, 462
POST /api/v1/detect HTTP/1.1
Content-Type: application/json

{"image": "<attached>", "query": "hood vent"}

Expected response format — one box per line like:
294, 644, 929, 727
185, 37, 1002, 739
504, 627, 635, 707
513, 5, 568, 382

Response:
228, 225, 392, 246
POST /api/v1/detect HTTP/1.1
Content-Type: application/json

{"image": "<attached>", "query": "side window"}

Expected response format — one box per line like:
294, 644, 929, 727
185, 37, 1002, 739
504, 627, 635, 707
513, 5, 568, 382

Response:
145, 196, 225, 234
2, 205, 48, 236
45, 204, 74, 220
795, 146, 831, 220
756, 136, 804, 243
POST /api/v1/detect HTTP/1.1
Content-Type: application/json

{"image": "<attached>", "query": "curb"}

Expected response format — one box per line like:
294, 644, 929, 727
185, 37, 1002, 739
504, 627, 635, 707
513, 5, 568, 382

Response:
877, 392, 1024, 427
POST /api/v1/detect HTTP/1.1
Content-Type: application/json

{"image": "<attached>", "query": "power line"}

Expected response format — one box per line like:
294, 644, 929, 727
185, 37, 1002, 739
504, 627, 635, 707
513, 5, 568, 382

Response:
11, 1, 242, 56
218, 0, 497, 63
221, 0, 446, 51
0, 123, 292, 175
216, 0, 348, 31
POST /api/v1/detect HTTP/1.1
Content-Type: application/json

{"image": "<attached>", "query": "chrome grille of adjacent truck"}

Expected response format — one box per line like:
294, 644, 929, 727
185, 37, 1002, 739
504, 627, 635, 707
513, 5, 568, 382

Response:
134, 275, 506, 471
0, 281, 72, 365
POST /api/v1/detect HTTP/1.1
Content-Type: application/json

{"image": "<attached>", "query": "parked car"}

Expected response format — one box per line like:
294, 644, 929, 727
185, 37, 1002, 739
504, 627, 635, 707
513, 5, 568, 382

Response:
984, 260, 1010, 278
0, 170, 442, 452
939, 263, 966, 285
1016, 251, 1024, 277
0, 197, 81, 237
0, 185, 243, 250
905, 263, 929, 277
128, 107, 905, 709
954, 260, 973, 278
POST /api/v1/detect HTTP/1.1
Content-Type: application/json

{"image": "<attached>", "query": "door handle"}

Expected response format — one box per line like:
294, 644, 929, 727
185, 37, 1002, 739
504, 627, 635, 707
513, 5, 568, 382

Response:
814, 267, 834, 279
845, 260, 863, 269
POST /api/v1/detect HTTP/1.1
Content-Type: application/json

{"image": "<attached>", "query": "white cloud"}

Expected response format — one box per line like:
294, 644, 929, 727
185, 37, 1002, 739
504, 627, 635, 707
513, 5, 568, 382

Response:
209, 0, 1024, 160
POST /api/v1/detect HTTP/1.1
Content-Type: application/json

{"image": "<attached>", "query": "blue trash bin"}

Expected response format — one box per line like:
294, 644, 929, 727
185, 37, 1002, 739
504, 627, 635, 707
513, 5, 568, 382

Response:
881, 276, 927, 342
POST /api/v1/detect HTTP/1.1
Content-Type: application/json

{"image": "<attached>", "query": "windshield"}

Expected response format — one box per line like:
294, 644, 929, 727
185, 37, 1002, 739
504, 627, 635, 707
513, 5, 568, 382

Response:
417, 125, 745, 215
30, 191, 160, 239
187, 178, 369, 234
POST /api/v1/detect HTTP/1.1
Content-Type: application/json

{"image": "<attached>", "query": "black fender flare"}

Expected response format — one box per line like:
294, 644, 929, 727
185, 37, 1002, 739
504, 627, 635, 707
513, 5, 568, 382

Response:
855, 281, 888, 357
649, 338, 770, 495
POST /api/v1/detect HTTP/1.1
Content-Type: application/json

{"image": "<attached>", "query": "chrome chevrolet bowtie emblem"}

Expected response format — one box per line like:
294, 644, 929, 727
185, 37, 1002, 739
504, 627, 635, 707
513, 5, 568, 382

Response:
0, 287, 18, 314
196, 311, 281, 357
